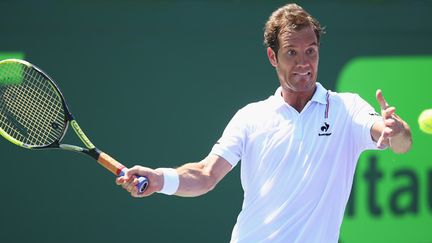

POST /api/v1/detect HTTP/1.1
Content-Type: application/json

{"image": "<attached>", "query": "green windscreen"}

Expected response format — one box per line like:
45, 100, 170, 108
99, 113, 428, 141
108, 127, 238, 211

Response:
0, 52, 25, 61
0, 53, 25, 84
0, 61, 25, 85
337, 56, 432, 243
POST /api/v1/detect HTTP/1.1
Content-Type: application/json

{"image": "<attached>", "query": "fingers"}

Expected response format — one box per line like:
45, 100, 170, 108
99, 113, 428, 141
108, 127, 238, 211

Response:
376, 89, 390, 148
116, 165, 160, 198
376, 109, 397, 148
124, 165, 148, 180
376, 89, 397, 119
376, 89, 396, 121
375, 89, 405, 148
376, 89, 389, 110
376, 131, 385, 149
116, 176, 137, 190
116, 175, 145, 197
377, 126, 392, 148
384, 117, 396, 126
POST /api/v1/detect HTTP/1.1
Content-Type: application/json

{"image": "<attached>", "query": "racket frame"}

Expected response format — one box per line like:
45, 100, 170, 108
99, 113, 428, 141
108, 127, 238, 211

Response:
0, 59, 148, 192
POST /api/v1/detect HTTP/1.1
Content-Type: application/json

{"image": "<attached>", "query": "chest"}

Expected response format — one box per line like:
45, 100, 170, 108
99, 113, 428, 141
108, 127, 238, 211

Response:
240, 104, 354, 187
247, 103, 346, 148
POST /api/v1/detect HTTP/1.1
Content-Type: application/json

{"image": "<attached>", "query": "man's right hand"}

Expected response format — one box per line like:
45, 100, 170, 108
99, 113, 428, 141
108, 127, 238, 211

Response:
116, 166, 164, 197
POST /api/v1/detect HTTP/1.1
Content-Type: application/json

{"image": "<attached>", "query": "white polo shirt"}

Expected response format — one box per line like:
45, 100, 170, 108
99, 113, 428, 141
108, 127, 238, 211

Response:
211, 83, 383, 243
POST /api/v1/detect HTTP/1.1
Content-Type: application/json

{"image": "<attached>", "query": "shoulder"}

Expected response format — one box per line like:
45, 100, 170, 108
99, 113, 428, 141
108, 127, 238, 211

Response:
328, 90, 378, 122
238, 95, 275, 117
329, 90, 361, 103
230, 95, 277, 128
328, 90, 370, 109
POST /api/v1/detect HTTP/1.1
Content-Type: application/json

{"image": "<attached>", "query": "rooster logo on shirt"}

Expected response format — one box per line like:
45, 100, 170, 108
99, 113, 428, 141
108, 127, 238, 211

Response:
319, 122, 332, 136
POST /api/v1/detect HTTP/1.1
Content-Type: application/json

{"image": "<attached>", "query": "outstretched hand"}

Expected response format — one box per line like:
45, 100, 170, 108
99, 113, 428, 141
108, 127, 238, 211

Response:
375, 89, 409, 150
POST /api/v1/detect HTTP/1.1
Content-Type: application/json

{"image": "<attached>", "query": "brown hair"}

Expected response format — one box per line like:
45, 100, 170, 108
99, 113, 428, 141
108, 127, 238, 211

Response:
264, 3, 324, 54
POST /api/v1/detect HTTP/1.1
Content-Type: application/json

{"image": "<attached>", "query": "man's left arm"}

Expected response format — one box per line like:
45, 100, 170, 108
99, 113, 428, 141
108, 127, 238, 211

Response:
371, 89, 412, 153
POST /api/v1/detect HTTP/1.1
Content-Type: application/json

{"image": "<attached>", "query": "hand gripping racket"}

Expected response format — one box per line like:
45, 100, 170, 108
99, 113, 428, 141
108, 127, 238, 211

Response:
0, 59, 148, 193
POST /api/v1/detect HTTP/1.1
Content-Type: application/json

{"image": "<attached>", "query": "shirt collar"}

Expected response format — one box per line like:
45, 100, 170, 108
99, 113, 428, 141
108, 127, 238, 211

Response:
311, 82, 328, 105
271, 82, 328, 109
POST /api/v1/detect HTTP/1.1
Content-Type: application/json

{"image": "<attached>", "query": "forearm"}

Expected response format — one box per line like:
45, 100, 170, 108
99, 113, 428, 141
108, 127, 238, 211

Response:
157, 155, 231, 197
117, 155, 231, 198
173, 161, 218, 197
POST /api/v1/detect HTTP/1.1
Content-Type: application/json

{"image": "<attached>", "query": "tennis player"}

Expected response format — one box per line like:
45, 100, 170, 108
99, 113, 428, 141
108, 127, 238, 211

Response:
116, 3, 412, 242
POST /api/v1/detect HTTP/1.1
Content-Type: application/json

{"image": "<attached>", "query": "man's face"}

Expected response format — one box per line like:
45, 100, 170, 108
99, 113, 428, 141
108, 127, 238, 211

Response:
268, 25, 319, 94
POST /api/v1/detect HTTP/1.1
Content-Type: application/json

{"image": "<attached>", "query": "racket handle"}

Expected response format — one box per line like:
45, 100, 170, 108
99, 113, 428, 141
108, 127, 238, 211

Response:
119, 168, 149, 193
96, 151, 149, 194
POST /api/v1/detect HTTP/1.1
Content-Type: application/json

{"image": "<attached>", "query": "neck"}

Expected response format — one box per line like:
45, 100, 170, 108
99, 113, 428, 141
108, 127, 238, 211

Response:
281, 85, 316, 112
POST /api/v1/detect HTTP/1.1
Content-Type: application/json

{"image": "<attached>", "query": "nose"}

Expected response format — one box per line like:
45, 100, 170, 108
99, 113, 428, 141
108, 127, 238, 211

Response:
296, 53, 309, 67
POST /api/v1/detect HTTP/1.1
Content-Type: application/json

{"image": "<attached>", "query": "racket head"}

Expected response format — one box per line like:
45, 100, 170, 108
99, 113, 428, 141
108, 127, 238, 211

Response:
0, 59, 69, 149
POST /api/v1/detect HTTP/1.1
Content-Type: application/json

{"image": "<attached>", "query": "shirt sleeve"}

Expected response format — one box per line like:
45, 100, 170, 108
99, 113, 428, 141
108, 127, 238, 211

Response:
210, 108, 248, 167
350, 94, 384, 151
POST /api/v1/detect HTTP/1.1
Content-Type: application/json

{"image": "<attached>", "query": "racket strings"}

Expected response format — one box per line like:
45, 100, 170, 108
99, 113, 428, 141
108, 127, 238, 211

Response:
0, 62, 66, 146
1, 69, 63, 145
5, 74, 62, 142
18, 69, 65, 144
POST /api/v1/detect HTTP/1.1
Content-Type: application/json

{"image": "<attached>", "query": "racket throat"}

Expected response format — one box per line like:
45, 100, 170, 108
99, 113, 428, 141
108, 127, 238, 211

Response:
70, 120, 96, 149
57, 144, 100, 160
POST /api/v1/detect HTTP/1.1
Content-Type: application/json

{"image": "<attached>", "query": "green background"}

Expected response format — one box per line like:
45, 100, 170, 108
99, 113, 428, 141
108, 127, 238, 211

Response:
0, 1, 431, 242
337, 57, 432, 243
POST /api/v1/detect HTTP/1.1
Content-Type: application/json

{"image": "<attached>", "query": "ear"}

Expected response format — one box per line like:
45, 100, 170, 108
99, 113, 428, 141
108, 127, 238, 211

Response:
267, 47, 278, 67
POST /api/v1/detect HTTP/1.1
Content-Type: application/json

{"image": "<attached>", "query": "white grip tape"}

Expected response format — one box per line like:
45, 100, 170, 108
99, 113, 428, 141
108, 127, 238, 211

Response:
156, 168, 179, 195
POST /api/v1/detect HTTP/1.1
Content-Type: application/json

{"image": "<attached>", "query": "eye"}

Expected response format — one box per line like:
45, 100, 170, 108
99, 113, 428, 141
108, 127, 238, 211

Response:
306, 48, 316, 55
287, 49, 296, 56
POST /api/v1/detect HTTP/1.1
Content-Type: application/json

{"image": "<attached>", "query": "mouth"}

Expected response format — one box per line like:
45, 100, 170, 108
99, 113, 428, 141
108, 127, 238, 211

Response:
293, 71, 312, 76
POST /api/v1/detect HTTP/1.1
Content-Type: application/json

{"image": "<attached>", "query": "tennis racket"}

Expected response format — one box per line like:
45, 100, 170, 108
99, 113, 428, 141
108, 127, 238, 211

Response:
0, 59, 148, 193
